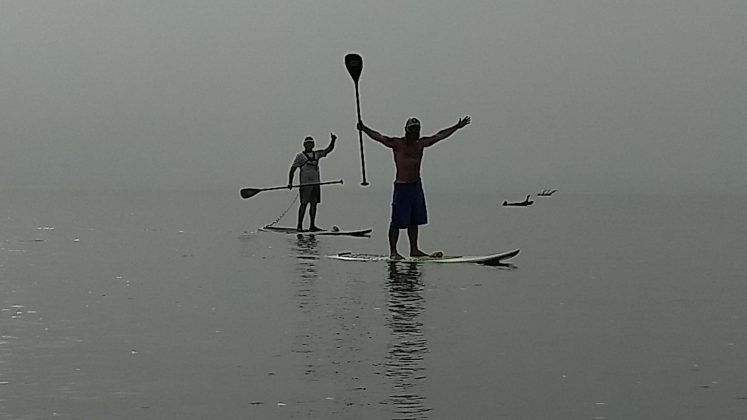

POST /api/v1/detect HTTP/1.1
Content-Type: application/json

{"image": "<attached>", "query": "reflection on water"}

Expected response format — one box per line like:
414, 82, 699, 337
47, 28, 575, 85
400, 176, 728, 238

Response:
290, 235, 321, 382
385, 262, 431, 419
293, 234, 319, 292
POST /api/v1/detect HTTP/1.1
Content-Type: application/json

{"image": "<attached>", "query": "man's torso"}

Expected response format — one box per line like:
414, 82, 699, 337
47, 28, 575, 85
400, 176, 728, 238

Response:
295, 150, 326, 184
391, 138, 425, 183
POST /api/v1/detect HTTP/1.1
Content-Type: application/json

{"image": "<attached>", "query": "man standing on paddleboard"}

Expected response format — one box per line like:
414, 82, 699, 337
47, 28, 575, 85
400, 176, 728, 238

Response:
357, 116, 471, 259
288, 133, 336, 232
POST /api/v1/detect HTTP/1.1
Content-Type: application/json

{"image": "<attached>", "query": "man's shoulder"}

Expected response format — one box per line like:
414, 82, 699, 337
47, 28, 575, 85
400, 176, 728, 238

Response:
292, 152, 307, 163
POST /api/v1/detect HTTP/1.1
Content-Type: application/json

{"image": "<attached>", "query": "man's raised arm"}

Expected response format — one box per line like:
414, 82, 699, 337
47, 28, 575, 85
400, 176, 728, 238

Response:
357, 121, 395, 148
421, 116, 471, 147
324, 132, 337, 155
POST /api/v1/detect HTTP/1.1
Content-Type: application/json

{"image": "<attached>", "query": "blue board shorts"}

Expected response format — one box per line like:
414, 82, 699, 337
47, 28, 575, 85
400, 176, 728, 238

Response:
390, 182, 428, 229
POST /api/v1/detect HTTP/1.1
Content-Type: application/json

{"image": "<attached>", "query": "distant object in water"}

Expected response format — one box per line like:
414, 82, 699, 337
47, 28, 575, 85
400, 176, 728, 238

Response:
537, 188, 557, 196
502, 195, 534, 207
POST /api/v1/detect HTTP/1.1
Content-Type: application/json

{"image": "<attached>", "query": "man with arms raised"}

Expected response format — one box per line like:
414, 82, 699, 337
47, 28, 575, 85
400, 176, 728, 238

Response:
357, 116, 471, 259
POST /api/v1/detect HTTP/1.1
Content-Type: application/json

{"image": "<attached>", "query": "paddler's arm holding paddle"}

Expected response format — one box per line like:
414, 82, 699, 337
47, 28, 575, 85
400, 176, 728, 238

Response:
357, 120, 396, 148
287, 153, 304, 189
420, 116, 471, 147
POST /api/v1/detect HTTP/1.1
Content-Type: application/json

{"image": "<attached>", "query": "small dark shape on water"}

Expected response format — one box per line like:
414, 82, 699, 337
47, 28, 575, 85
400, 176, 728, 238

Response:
503, 195, 534, 207
538, 188, 557, 196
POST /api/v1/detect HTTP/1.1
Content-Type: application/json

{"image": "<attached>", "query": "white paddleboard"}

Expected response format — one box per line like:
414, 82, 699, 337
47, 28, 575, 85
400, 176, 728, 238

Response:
328, 249, 519, 266
260, 226, 372, 237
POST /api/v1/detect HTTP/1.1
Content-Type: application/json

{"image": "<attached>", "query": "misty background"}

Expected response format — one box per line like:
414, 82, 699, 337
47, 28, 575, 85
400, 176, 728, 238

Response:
1, 0, 745, 195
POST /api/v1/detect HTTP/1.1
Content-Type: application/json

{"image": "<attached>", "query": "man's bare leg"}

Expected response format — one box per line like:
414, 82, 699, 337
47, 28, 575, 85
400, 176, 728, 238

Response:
309, 203, 322, 231
408, 226, 427, 257
388, 227, 404, 259
296, 203, 308, 231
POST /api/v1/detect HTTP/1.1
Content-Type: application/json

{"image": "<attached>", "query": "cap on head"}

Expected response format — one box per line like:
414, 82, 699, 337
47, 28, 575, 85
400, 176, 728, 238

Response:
303, 136, 314, 144
405, 117, 421, 131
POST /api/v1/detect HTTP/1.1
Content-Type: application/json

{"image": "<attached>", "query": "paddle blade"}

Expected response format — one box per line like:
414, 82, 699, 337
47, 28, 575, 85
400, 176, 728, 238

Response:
344, 53, 363, 83
239, 188, 260, 199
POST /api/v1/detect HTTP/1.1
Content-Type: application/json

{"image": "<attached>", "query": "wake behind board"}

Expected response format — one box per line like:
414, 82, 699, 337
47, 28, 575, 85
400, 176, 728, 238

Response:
328, 249, 519, 266
260, 226, 372, 237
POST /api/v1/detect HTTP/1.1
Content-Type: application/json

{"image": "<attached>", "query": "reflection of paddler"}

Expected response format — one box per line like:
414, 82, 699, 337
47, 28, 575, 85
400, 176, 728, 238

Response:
294, 233, 318, 253
288, 133, 336, 232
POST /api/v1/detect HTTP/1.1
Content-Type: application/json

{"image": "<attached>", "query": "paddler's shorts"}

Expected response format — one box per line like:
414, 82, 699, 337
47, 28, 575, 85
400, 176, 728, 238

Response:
390, 181, 428, 229
299, 185, 321, 204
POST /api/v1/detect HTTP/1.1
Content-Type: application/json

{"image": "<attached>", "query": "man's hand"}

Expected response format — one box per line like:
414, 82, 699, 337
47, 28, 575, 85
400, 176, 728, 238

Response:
330, 132, 337, 141
456, 116, 471, 129
356, 120, 366, 131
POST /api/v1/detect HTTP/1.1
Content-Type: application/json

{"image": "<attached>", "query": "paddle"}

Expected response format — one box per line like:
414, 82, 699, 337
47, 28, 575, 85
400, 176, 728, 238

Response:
239, 179, 343, 199
345, 53, 369, 186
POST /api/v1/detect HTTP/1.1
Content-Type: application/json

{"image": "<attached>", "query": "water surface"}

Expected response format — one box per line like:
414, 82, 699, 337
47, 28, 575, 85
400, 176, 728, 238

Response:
1, 189, 746, 419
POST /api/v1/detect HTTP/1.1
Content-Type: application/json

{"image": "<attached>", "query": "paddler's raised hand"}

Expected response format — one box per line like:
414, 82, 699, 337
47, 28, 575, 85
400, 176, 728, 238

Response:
456, 116, 471, 129
325, 132, 337, 154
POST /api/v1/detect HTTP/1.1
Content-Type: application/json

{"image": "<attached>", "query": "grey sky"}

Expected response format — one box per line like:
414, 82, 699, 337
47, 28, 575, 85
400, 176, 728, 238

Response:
1, 0, 745, 194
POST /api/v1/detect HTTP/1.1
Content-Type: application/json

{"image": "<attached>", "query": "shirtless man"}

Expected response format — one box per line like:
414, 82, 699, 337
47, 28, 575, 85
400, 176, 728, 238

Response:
357, 116, 471, 259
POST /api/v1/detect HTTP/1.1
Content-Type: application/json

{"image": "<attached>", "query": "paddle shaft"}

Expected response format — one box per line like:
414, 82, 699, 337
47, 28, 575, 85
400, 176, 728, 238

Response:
263, 179, 342, 192
345, 53, 368, 187
268, 179, 341, 192
353, 82, 369, 186
240, 179, 342, 199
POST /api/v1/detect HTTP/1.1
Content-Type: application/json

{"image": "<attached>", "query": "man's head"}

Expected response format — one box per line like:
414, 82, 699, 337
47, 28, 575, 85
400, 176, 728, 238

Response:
303, 136, 314, 151
405, 117, 420, 139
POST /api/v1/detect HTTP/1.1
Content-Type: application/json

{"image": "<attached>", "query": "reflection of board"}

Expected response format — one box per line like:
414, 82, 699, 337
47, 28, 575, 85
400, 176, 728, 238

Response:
260, 226, 372, 237
328, 249, 520, 266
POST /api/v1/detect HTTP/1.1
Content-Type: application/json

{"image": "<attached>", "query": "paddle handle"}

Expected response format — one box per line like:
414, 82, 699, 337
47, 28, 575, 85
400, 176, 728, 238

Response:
354, 82, 369, 186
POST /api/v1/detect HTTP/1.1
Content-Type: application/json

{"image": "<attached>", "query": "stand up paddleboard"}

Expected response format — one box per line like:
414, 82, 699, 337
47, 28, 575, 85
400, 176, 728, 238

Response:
328, 249, 520, 266
260, 226, 372, 237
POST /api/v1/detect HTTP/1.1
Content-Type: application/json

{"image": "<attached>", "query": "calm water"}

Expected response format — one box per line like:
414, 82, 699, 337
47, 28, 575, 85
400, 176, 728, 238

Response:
1, 188, 746, 419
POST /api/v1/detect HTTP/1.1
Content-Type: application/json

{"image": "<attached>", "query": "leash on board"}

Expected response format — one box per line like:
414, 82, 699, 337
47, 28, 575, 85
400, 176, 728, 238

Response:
263, 192, 299, 229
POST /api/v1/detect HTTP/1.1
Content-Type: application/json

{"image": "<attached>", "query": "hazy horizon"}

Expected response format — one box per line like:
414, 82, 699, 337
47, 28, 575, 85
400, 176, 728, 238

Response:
2, 1, 745, 195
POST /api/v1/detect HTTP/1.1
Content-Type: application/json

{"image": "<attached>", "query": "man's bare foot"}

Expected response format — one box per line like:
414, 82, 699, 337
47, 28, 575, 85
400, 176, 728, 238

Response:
410, 250, 428, 257
309, 226, 324, 232
390, 252, 404, 260
296, 227, 305, 232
